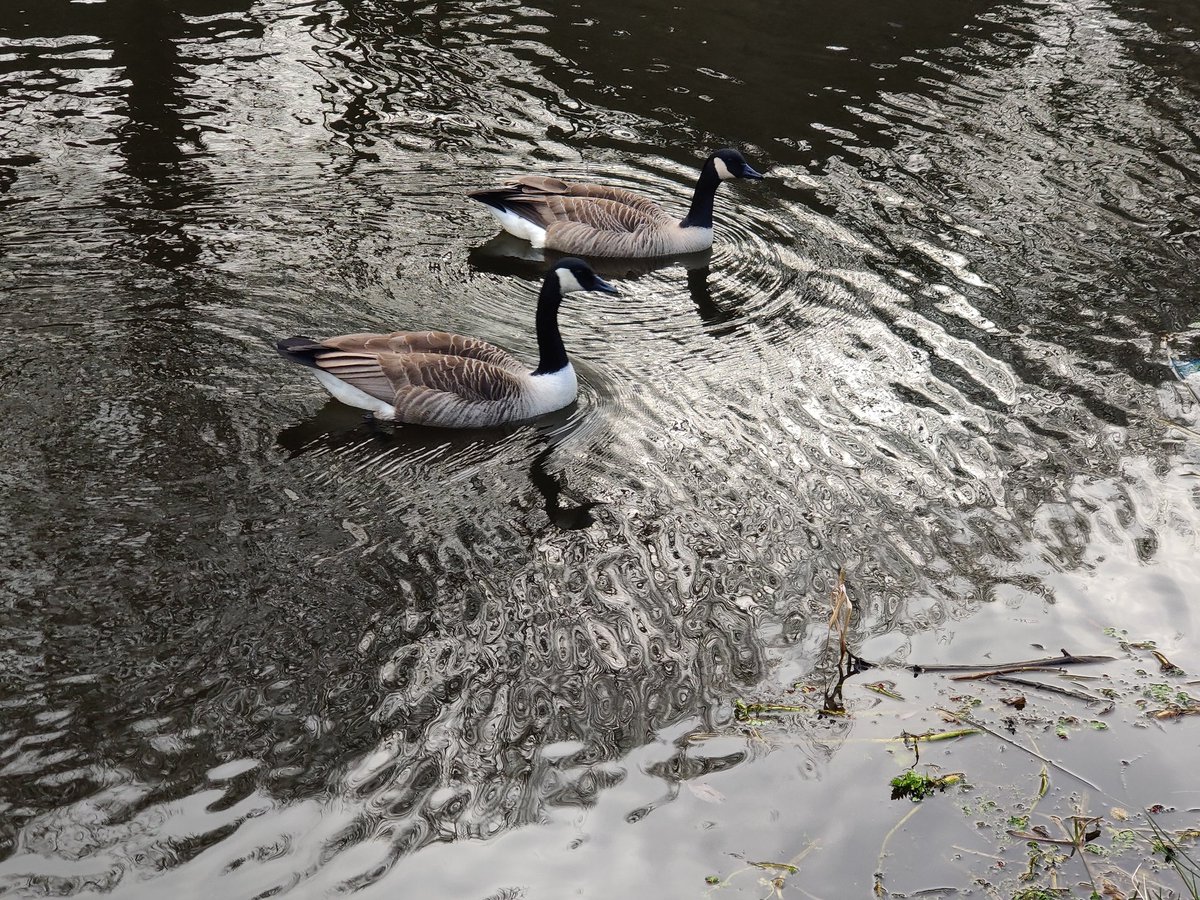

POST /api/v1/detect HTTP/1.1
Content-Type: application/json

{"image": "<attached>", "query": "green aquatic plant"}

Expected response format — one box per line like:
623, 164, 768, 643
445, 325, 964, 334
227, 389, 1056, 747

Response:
1012, 889, 1066, 900
1147, 817, 1200, 899
889, 770, 962, 801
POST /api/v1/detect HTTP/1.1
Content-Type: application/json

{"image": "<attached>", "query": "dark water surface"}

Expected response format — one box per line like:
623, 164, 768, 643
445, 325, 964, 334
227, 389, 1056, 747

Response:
2, 0, 1199, 896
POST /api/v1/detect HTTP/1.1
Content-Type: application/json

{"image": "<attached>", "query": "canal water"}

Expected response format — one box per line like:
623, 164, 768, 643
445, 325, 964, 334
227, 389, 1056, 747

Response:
1, 0, 1198, 896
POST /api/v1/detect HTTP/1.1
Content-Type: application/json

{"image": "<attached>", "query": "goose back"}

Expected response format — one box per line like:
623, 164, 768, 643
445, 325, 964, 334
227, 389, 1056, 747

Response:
469, 175, 709, 257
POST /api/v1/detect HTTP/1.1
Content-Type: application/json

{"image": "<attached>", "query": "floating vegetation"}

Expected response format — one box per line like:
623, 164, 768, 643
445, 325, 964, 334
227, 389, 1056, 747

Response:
889, 770, 964, 802
733, 699, 813, 721
1140, 683, 1200, 720
1011, 889, 1066, 900
716, 581, 1200, 898
748, 861, 798, 874
863, 680, 904, 701
1148, 817, 1200, 898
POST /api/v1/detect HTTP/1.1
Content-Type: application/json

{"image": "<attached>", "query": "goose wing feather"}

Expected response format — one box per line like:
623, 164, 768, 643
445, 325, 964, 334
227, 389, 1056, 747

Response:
311, 347, 532, 424
382, 352, 528, 404
470, 176, 674, 232
323, 331, 527, 373
535, 195, 667, 233
309, 351, 396, 404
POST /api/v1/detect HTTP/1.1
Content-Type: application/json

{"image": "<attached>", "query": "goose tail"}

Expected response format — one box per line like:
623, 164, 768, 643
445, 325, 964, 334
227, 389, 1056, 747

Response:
467, 187, 546, 227
466, 186, 517, 208
276, 336, 330, 368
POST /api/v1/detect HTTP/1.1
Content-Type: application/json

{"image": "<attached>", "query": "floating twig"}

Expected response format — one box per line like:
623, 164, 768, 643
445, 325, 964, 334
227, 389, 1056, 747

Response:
749, 861, 799, 874
901, 728, 979, 744
990, 674, 1113, 708
936, 707, 1103, 792
1151, 649, 1185, 675
864, 680, 905, 701
913, 649, 1114, 676
874, 803, 923, 896
1006, 829, 1080, 847
952, 666, 1068, 681
1156, 415, 1200, 440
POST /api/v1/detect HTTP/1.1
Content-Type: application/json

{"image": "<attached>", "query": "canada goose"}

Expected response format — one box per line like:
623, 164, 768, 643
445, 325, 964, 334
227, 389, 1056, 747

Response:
276, 258, 617, 428
468, 148, 764, 258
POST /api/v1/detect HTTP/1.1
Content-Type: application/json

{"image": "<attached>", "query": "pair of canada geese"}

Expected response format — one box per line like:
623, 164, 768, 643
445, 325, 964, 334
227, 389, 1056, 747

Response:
277, 149, 765, 428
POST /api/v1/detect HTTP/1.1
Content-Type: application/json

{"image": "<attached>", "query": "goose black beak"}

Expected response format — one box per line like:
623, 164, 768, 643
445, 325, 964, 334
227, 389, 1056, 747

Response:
593, 276, 620, 295
741, 165, 765, 180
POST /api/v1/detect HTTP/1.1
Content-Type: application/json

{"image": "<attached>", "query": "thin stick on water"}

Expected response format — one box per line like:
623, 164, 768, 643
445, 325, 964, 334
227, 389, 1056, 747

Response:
935, 707, 1104, 793
913, 650, 1114, 676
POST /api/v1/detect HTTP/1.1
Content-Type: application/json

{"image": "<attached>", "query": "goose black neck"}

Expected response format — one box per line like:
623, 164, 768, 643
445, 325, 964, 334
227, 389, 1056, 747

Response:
533, 279, 568, 375
680, 160, 721, 229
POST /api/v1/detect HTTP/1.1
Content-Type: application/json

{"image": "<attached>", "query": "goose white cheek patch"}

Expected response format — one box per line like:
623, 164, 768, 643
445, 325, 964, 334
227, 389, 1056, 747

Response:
556, 268, 585, 293
713, 157, 734, 180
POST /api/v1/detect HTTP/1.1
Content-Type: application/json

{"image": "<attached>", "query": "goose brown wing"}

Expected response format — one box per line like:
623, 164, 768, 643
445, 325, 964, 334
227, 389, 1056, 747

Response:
555, 181, 675, 225
323, 331, 527, 373
470, 176, 673, 231
306, 346, 528, 412
307, 351, 395, 404
387, 354, 534, 427
381, 352, 528, 404
534, 195, 669, 233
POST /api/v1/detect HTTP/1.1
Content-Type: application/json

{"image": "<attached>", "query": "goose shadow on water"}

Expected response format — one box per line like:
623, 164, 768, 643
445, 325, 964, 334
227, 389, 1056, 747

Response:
468, 232, 739, 329
275, 399, 600, 530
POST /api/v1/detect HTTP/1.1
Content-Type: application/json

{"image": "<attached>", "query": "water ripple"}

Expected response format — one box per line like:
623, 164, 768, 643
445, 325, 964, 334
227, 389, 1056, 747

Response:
4, 0, 1200, 895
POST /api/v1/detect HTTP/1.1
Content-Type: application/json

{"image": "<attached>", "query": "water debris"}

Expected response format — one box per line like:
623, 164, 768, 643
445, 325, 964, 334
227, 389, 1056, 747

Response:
705, 842, 819, 896
687, 781, 726, 804
1147, 816, 1200, 897
864, 680, 905, 701
1142, 683, 1199, 719
1150, 702, 1200, 720
901, 727, 979, 745
828, 568, 852, 659
820, 568, 873, 714
991, 675, 1113, 709
1155, 415, 1200, 441
1151, 649, 1185, 676
889, 770, 964, 801
1167, 343, 1200, 406
906, 649, 1115, 680
1007, 816, 1102, 852
734, 699, 813, 721
935, 707, 1102, 791
748, 861, 799, 874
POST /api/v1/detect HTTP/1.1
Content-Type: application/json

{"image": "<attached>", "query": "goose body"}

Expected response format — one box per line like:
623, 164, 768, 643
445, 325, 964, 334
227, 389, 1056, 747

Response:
277, 259, 618, 428
468, 148, 764, 258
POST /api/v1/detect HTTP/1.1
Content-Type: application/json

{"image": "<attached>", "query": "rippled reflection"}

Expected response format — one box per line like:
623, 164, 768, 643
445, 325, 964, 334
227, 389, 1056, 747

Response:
276, 400, 600, 530
2, 0, 1200, 894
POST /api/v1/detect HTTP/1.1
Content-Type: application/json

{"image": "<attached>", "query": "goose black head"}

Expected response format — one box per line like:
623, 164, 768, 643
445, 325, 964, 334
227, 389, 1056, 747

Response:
551, 257, 620, 296
711, 148, 764, 181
